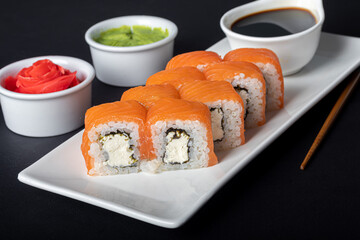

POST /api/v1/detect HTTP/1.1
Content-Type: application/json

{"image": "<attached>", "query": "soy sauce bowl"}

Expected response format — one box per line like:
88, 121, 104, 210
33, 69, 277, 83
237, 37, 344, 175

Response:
0, 56, 95, 137
220, 0, 325, 76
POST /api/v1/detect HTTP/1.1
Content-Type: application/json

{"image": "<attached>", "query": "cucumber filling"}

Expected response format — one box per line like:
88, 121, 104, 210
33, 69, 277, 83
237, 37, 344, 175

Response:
99, 131, 137, 168
163, 128, 190, 164
210, 107, 225, 142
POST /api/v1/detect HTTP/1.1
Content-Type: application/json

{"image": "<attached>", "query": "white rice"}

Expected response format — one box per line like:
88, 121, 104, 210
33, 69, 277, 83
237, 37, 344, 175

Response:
87, 121, 140, 176
231, 74, 265, 128
254, 62, 282, 111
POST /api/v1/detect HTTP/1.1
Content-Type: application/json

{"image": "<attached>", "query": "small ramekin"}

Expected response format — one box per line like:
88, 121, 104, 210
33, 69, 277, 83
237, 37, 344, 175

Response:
0, 56, 95, 137
85, 15, 178, 87
220, 0, 325, 76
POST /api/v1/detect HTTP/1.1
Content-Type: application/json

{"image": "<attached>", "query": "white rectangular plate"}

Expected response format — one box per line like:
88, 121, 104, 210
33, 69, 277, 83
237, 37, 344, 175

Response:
18, 32, 360, 228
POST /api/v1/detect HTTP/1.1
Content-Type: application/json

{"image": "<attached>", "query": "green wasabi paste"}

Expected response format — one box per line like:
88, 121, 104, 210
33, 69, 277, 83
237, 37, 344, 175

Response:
94, 25, 169, 47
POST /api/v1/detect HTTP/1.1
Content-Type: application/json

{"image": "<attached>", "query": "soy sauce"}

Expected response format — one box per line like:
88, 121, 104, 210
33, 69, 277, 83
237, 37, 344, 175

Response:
231, 8, 316, 37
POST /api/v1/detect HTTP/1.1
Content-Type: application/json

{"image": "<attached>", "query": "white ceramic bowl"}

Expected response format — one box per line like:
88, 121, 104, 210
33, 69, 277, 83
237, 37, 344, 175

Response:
0, 56, 95, 137
220, 0, 325, 76
85, 15, 178, 87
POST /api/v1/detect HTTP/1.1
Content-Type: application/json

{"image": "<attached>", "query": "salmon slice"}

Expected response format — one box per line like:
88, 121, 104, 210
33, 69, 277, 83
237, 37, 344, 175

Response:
203, 61, 264, 82
121, 84, 180, 109
179, 80, 245, 149
146, 98, 218, 169
179, 79, 244, 103
146, 66, 206, 89
224, 48, 284, 110
165, 51, 222, 71
81, 100, 147, 175
203, 61, 266, 128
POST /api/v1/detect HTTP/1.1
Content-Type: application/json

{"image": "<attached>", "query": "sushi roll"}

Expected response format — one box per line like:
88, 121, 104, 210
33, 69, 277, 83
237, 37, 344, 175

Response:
120, 84, 180, 109
81, 100, 147, 176
146, 66, 206, 90
203, 61, 266, 129
179, 80, 245, 150
141, 98, 218, 173
166, 50, 222, 71
223, 48, 284, 111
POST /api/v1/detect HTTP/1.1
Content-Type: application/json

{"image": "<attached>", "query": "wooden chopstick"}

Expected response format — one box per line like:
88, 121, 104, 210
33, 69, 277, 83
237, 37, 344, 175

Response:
300, 67, 360, 170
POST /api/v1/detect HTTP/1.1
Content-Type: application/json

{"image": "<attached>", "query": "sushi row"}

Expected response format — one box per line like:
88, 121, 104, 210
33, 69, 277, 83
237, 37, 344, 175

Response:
81, 98, 218, 175
81, 48, 284, 176
164, 48, 284, 111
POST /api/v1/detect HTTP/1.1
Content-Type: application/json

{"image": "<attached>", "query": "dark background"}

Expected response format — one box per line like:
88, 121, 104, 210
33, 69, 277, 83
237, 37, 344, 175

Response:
1, 0, 359, 239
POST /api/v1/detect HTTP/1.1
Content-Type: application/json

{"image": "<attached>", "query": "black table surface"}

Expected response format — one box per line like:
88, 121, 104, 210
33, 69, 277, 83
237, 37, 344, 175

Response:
1, 0, 359, 239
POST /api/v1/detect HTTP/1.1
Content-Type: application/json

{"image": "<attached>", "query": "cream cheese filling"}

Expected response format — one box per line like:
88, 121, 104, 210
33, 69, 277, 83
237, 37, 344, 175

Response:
235, 87, 250, 119
163, 130, 190, 164
99, 133, 136, 167
210, 108, 224, 141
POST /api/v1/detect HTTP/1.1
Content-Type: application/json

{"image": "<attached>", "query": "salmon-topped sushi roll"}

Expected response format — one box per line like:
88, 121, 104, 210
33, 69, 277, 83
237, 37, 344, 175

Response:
141, 98, 218, 173
146, 66, 206, 90
121, 84, 180, 109
166, 51, 222, 71
179, 80, 245, 150
224, 48, 284, 111
81, 100, 147, 176
203, 61, 266, 128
